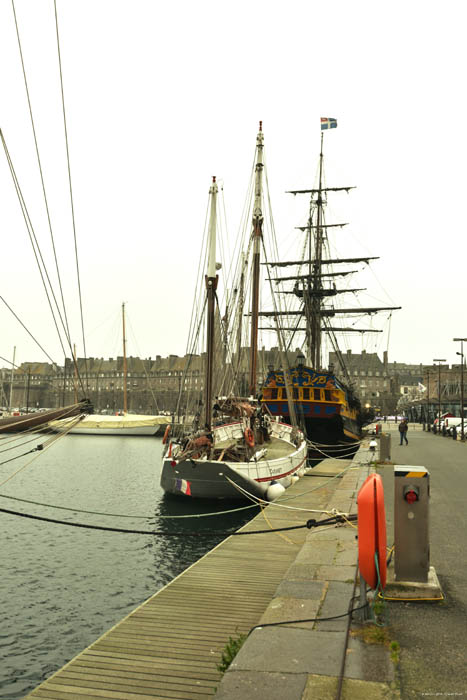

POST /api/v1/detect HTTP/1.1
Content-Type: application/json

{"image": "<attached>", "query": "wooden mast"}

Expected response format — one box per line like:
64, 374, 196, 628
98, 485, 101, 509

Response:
122, 302, 128, 414
205, 176, 218, 431
310, 131, 325, 369
248, 121, 264, 396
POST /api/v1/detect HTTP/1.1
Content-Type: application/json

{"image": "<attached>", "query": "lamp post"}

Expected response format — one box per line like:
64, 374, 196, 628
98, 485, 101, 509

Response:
433, 359, 446, 433
453, 338, 467, 441
426, 369, 430, 425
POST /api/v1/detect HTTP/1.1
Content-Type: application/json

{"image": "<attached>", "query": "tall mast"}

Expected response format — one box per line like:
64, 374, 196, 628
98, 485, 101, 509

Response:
205, 176, 218, 430
122, 302, 128, 414
235, 252, 246, 383
310, 131, 325, 369
248, 121, 264, 396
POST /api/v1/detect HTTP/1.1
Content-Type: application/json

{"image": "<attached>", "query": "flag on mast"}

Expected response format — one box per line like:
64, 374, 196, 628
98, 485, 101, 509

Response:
321, 117, 337, 130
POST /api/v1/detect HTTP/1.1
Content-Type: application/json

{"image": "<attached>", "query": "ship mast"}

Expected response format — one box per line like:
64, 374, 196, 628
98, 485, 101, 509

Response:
248, 121, 264, 396
309, 131, 325, 369
205, 177, 218, 430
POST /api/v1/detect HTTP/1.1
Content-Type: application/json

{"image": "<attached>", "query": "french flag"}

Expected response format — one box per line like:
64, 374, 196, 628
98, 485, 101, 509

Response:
176, 478, 192, 496
321, 117, 337, 130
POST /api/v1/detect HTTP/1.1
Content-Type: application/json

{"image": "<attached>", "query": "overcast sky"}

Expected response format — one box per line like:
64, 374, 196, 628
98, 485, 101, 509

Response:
1, 0, 465, 371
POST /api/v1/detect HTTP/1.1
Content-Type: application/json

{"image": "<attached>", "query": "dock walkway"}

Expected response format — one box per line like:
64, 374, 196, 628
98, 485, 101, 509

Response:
25, 447, 381, 700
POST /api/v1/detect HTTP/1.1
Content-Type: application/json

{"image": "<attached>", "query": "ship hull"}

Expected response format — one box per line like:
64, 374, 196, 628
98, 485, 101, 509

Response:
261, 365, 362, 460
160, 420, 308, 500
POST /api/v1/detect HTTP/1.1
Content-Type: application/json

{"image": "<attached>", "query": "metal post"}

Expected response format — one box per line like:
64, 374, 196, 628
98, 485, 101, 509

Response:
433, 359, 446, 432
463, 356, 465, 442
426, 369, 430, 425
453, 338, 467, 442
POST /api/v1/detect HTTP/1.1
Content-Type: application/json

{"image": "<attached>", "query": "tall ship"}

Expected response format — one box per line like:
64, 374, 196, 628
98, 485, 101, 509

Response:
261, 118, 400, 456
160, 124, 307, 500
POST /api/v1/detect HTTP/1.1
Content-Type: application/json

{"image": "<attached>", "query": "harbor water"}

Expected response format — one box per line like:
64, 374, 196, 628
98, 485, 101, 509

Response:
0, 434, 257, 698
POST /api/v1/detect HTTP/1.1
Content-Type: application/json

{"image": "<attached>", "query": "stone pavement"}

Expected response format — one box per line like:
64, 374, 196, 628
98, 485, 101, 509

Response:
215, 444, 400, 700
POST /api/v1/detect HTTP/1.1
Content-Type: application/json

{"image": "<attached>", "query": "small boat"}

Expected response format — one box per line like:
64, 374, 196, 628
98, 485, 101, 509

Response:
49, 304, 170, 436
0, 399, 93, 434
260, 119, 401, 458
48, 412, 170, 436
160, 125, 307, 500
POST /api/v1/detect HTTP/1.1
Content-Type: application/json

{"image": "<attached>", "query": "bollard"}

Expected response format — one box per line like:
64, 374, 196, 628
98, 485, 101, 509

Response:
394, 466, 430, 582
379, 432, 391, 461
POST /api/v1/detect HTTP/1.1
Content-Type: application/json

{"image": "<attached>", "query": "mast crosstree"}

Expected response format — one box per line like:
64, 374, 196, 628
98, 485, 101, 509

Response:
260, 130, 400, 370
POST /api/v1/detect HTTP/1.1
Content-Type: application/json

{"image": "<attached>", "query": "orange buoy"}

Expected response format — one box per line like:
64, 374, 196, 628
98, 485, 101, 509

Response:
357, 473, 387, 589
244, 428, 255, 447
162, 424, 171, 444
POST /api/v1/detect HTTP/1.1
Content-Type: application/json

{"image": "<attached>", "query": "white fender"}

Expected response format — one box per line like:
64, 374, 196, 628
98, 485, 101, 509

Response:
266, 483, 286, 501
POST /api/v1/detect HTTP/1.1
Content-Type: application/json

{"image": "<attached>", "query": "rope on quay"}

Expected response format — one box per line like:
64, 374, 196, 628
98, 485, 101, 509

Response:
225, 475, 353, 517
0, 505, 357, 537
248, 601, 368, 637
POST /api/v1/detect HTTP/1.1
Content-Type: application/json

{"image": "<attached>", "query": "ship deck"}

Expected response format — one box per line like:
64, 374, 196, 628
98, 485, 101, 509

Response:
214, 434, 296, 461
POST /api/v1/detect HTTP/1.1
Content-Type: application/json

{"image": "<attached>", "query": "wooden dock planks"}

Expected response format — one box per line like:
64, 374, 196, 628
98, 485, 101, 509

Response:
25, 472, 339, 699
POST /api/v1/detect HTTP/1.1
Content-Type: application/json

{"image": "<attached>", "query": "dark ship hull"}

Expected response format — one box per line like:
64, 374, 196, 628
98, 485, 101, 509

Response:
261, 365, 362, 460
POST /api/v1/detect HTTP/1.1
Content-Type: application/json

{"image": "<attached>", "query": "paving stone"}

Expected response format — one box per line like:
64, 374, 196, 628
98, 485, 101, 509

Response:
315, 581, 355, 631
274, 579, 324, 600
214, 670, 308, 700
345, 636, 395, 683
334, 488, 355, 497
229, 627, 346, 675
334, 548, 358, 566
303, 674, 400, 699
330, 499, 353, 513
284, 562, 321, 581
294, 541, 337, 565
259, 596, 321, 629
308, 528, 357, 543
316, 564, 357, 583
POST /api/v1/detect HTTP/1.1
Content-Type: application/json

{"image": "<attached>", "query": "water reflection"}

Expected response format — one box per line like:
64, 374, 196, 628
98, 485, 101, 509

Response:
0, 436, 258, 697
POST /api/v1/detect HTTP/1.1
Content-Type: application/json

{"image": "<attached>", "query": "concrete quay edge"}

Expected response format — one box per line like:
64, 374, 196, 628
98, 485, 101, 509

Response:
214, 444, 400, 700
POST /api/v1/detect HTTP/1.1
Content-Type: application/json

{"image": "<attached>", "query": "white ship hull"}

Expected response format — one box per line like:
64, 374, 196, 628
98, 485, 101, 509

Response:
49, 414, 170, 436
161, 420, 307, 500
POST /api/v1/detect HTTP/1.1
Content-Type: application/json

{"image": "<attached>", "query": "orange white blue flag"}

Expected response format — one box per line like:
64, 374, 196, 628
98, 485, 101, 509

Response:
321, 117, 337, 130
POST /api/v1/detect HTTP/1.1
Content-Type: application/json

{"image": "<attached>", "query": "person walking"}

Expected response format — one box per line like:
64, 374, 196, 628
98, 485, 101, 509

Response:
399, 418, 409, 445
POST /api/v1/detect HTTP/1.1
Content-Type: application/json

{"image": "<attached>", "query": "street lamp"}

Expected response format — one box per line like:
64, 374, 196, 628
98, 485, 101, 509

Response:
426, 369, 430, 426
453, 338, 467, 441
433, 359, 446, 433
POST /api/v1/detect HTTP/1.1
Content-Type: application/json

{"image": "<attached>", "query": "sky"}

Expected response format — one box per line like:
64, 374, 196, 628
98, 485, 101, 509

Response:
0, 0, 466, 371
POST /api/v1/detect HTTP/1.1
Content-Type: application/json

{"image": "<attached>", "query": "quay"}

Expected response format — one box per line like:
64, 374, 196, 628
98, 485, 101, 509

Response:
24, 424, 467, 699
24, 442, 383, 699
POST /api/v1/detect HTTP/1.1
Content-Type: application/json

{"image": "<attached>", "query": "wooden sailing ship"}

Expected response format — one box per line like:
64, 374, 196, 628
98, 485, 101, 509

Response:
160, 125, 307, 500
261, 120, 400, 455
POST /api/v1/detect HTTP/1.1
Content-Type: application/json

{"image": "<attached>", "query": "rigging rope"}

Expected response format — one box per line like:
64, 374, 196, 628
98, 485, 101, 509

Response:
0, 131, 71, 365
11, 0, 74, 353
0, 414, 85, 486
0, 296, 60, 369
53, 0, 89, 392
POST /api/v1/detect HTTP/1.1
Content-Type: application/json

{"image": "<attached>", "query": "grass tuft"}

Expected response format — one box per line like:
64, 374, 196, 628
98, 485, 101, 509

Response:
217, 632, 247, 674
